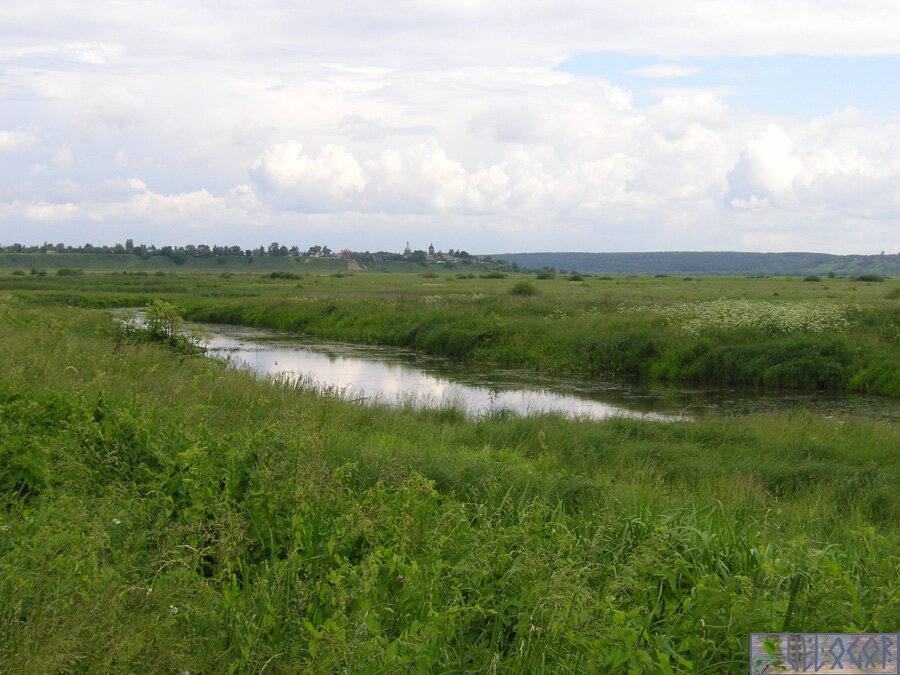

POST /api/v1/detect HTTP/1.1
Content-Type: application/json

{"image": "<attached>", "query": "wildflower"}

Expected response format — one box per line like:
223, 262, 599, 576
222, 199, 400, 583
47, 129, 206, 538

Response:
111, 518, 122, 525
627, 298, 854, 336
169, 605, 178, 615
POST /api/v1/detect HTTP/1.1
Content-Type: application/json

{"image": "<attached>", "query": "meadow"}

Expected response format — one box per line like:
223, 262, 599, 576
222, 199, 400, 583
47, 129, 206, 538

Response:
3, 268, 899, 394
1, 270, 900, 672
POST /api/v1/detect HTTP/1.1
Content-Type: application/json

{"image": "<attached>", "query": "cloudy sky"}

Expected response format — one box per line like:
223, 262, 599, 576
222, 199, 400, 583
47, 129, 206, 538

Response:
1, 1, 899, 254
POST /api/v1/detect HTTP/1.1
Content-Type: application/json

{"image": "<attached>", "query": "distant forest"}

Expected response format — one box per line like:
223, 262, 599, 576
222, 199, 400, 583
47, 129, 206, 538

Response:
3, 241, 899, 276
490, 251, 900, 277
0, 241, 481, 272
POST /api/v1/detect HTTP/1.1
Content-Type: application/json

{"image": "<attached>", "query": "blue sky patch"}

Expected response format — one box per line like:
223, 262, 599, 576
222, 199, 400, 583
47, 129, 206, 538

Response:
556, 52, 900, 117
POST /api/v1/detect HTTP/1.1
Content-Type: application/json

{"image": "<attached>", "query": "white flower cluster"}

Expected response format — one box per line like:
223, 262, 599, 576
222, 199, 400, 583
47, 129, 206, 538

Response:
630, 298, 854, 336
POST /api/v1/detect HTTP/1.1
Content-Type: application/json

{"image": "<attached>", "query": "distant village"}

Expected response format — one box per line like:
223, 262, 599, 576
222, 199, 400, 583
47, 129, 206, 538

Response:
0, 240, 486, 264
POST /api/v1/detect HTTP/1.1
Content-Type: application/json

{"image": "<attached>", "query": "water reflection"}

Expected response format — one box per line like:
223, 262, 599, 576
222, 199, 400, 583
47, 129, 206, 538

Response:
203, 327, 678, 421
194, 322, 900, 423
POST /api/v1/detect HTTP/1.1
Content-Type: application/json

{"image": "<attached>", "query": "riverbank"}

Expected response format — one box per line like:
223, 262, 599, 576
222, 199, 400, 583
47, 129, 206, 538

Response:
4, 269, 900, 396
2, 300, 899, 672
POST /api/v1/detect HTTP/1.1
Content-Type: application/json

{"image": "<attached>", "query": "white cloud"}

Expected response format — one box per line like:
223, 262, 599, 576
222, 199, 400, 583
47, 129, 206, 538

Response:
77, 85, 146, 130
2, 1, 900, 252
0, 129, 35, 153
0, 42, 126, 65
24, 202, 81, 222
251, 142, 366, 211
51, 146, 73, 172
727, 125, 803, 204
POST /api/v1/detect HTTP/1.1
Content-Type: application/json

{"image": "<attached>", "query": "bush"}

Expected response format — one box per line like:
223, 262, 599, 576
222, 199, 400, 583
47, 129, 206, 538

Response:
567, 274, 584, 282
535, 271, 555, 280
480, 271, 507, 279
116, 300, 205, 353
852, 274, 884, 282
144, 299, 185, 342
508, 282, 538, 297
56, 268, 83, 276
421, 272, 439, 279
267, 271, 302, 280
803, 275, 821, 282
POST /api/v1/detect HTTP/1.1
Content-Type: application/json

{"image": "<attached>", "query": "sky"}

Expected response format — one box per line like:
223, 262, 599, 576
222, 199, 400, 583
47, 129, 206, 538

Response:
1, 1, 900, 254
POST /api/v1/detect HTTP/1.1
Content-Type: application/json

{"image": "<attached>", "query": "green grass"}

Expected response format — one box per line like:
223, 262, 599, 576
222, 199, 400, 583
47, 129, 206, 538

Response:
1, 299, 900, 672
0, 251, 352, 272
3, 269, 899, 395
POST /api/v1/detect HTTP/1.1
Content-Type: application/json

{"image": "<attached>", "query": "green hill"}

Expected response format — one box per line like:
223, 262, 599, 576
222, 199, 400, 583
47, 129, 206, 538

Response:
0, 252, 340, 272
490, 251, 900, 277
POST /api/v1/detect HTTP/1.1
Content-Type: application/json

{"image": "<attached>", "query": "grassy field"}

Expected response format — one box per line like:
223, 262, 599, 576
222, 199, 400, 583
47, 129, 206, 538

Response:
0, 251, 354, 272
2, 268, 899, 395
1, 296, 899, 672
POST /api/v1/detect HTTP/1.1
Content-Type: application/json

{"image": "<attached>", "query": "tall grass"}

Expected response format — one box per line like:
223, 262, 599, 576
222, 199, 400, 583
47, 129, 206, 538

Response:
1, 301, 899, 672
2, 271, 900, 395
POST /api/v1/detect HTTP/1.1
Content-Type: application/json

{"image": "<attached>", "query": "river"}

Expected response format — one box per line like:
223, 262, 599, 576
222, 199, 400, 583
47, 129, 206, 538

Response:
185, 320, 900, 423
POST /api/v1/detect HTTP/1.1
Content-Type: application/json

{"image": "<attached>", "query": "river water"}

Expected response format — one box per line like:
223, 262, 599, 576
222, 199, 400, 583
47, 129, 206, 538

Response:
187, 320, 900, 423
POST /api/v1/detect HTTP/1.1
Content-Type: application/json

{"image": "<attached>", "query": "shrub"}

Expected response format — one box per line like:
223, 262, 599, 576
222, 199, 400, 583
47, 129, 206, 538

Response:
480, 271, 507, 279
267, 271, 302, 280
56, 268, 83, 276
421, 272, 439, 278
535, 271, 555, 280
803, 275, 821, 282
852, 274, 884, 282
508, 282, 538, 297
117, 299, 205, 353
567, 274, 584, 282
144, 299, 185, 342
